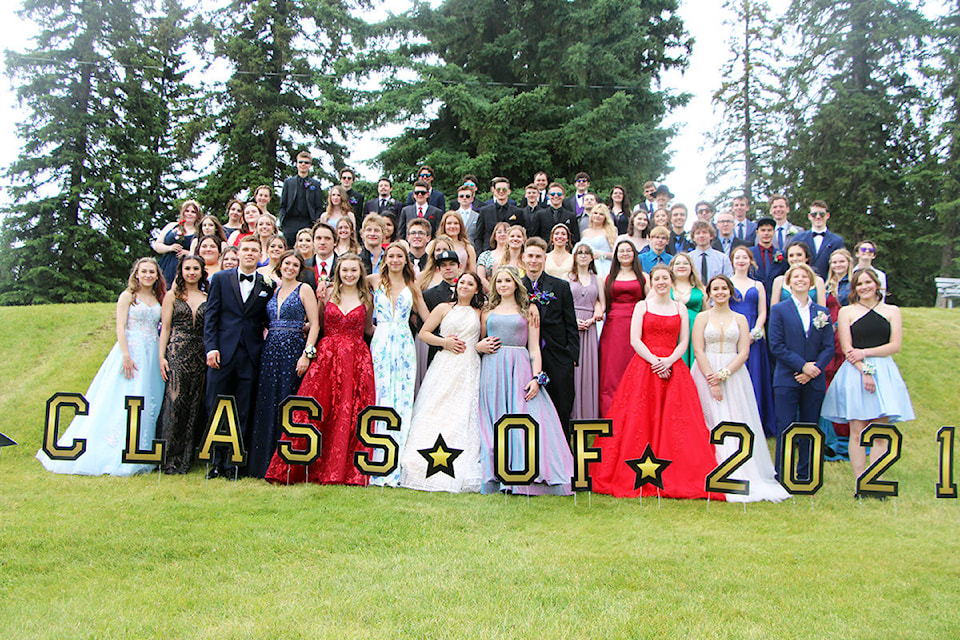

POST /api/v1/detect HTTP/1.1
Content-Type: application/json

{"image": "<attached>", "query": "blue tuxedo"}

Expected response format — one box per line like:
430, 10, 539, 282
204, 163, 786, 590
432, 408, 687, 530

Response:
793, 229, 845, 280
203, 268, 274, 475
749, 244, 787, 307
768, 298, 835, 479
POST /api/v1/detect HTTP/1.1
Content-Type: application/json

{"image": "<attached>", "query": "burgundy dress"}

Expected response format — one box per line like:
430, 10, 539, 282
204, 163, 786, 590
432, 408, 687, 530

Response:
598, 278, 646, 417
591, 311, 725, 500
265, 303, 375, 485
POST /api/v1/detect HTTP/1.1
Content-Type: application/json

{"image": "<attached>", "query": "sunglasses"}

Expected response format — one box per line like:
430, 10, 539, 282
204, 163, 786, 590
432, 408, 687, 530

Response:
414, 190, 428, 196
297, 160, 312, 165
549, 192, 563, 197
810, 211, 827, 218
419, 173, 432, 178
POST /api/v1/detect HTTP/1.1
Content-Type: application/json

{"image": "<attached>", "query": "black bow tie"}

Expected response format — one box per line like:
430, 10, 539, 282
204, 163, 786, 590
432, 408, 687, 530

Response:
813, 231, 825, 237
239, 273, 254, 283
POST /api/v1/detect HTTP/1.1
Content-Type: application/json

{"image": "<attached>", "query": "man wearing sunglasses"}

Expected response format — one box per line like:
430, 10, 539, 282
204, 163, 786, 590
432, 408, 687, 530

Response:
542, 183, 580, 246
793, 200, 845, 279
404, 164, 446, 212
475, 177, 522, 252
277, 150, 324, 246
399, 180, 443, 240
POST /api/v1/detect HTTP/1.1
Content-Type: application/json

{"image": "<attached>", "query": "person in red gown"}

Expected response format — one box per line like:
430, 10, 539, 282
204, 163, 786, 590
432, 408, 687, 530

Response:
597, 240, 649, 416
265, 253, 375, 485
591, 265, 725, 500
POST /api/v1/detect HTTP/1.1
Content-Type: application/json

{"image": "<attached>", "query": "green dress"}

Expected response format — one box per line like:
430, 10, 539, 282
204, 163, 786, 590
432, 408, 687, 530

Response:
671, 286, 703, 368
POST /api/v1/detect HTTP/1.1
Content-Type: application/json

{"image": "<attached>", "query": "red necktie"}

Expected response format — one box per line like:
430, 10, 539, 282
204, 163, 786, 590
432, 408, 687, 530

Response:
418, 206, 424, 218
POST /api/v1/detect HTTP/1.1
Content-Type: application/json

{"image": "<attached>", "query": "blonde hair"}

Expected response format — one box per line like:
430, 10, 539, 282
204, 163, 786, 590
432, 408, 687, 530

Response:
826, 248, 853, 297
438, 210, 469, 245
485, 265, 530, 315
591, 203, 618, 250
669, 252, 704, 292
417, 235, 458, 290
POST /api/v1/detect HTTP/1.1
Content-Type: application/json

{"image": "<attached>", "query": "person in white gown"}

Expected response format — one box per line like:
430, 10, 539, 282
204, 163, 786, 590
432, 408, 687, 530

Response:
399, 272, 485, 492
691, 275, 790, 503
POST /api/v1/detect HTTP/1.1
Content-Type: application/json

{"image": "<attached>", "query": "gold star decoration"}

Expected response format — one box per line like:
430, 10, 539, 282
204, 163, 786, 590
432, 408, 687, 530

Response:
625, 444, 671, 491
418, 434, 463, 479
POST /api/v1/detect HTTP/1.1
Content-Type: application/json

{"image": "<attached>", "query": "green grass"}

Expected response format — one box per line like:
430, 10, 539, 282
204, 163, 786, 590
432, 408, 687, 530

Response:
2, 304, 959, 638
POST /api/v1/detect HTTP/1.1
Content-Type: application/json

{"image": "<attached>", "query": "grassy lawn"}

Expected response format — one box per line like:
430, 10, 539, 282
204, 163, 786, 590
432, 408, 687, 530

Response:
1, 304, 959, 638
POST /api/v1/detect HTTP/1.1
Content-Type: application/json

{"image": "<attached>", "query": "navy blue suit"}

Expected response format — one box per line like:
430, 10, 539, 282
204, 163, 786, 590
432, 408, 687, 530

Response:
793, 229, 844, 280
405, 188, 446, 213
749, 244, 788, 308
768, 298, 835, 480
733, 219, 757, 246
203, 268, 274, 475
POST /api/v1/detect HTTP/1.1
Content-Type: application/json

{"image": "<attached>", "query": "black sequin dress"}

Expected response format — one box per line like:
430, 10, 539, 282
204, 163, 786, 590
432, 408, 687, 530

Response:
157, 298, 207, 474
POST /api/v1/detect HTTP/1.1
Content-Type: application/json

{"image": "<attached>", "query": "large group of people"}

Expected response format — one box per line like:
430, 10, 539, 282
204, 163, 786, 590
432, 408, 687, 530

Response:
37, 159, 915, 502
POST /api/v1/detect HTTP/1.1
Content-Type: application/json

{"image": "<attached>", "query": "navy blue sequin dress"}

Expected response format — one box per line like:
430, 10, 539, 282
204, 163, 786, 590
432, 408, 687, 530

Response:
248, 284, 307, 478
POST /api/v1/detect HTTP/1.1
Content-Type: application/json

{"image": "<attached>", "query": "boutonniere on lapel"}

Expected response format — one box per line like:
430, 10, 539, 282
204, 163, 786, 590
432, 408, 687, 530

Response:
812, 310, 829, 330
258, 273, 273, 289
773, 250, 784, 263
529, 281, 556, 306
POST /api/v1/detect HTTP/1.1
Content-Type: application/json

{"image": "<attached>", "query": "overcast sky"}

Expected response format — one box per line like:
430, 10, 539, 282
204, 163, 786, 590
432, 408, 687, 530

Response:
3, 0, 905, 212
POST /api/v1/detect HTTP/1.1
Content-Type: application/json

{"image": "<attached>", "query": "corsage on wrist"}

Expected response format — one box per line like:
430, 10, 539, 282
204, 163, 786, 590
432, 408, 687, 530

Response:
303, 345, 317, 359
861, 362, 876, 376
532, 371, 550, 386
716, 368, 731, 382
749, 326, 764, 341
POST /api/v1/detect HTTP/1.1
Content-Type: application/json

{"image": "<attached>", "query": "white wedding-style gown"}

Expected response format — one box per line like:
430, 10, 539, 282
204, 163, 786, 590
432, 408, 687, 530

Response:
691, 319, 791, 503
399, 305, 483, 492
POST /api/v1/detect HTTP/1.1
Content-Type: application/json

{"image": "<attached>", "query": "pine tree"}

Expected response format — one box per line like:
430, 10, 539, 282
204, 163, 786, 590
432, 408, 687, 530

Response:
708, 0, 786, 205
772, 0, 936, 304
367, 0, 691, 196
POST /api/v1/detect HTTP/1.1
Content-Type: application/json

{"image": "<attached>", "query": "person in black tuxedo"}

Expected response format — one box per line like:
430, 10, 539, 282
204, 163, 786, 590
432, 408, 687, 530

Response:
533, 171, 550, 208
277, 151, 324, 247
421, 250, 462, 365
519, 183, 553, 242
361, 177, 400, 225
338, 167, 365, 218
541, 183, 580, 247
399, 180, 443, 240
521, 237, 579, 440
299, 222, 337, 293
404, 164, 446, 212
668, 204, 694, 254
203, 235, 275, 478
475, 177, 522, 252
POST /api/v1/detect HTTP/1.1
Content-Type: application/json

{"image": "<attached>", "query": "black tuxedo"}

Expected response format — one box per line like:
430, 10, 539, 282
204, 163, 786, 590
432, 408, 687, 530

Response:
542, 206, 580, 246
563, 193, 587, 217
399, 204, 443, 239
203, 268, 274, 476
344, 187, 365, 220
519, 204, 553, 242
362, 196, 400, 222
522, 272, 579, 439
476, 201, 523, 252
669, 230, 694, 254
278, 175, 324, 245
422, 280, 457, 365
405, 188, 446, 212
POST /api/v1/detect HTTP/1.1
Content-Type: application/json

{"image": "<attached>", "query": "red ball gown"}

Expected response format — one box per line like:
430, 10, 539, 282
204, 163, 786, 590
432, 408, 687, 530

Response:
265, 303, 375, 485
592, 310, 725, 500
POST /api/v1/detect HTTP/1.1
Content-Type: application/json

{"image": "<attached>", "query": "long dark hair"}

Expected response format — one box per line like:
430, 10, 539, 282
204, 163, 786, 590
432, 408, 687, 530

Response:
604, 240, 646, 313
456, 271, 486, 309
174, 255, 209, 299
607, 185, 632, 214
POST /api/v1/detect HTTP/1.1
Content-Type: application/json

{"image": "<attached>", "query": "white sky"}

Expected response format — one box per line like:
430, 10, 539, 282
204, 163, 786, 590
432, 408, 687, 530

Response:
11, 0, 941, 212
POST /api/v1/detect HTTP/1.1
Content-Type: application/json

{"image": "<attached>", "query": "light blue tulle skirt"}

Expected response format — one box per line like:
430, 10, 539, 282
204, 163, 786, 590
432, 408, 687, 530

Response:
821, 356, 914, 423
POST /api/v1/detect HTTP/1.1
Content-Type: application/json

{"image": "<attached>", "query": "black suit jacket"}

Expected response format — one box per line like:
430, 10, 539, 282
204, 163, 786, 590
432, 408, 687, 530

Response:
362, 197, 400, 219
399, 204, 443, 239
669, 230, 694, 254
203, 268, 273, 366
542, 206, 581, 246
421, 280, 457, 364
345, 187, 365, 220
277, 175, 324, 228
476, 201, 523, 252
405, 188, 446, 212
519, 205, 553, 242
299, 254, 338, 291
522, 272, 579, 366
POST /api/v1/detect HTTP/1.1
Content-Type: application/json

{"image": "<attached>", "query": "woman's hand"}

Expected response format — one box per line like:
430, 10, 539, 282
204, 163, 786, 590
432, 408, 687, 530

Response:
862, 373, 876, 393
710, 385, 723, 402
705, 371, 719, 386
443, 335, 466, 354
524, 379, 539, 401
476, 336, 501, 354
296, 355, 310, 376
845, 348, 865, 363
159, 357, 169, 382
121, 354, 138, 380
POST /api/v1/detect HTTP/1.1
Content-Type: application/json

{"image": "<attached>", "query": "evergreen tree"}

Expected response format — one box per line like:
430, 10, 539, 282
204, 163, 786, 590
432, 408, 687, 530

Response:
2, 0, 139, 304
198, 0, 367, 212
368, 0, 691, 196
772, 0, 936, 305
708, 0, 786, 204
